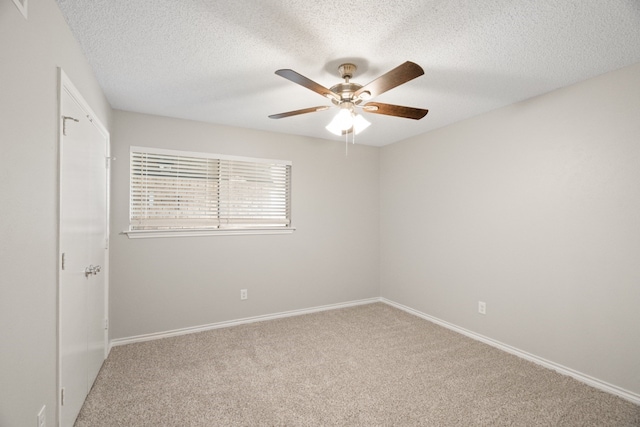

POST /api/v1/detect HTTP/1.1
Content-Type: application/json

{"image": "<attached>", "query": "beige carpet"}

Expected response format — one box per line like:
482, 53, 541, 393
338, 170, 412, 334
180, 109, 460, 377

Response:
76, 303, 640, 426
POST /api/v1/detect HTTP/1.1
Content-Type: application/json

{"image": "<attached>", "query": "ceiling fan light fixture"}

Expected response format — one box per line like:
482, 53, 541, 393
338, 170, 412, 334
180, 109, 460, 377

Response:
336, 107, 354, 127
326, 111, 370, 136
325, 124, 343, 136
326, 103, 355, 135
326, 112, 350, 135
352, 114, 371, 134
271, 61, 427, 139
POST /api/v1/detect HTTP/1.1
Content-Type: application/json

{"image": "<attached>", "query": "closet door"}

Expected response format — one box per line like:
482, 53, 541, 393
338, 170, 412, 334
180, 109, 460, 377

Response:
59, 74, 109, 427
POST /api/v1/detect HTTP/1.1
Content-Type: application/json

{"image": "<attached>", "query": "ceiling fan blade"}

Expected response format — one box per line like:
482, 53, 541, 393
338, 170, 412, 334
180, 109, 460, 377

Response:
354, 61, 424, 99
268, 106, 329, 119
362, 102, 428, 120
275, 69, 340, 102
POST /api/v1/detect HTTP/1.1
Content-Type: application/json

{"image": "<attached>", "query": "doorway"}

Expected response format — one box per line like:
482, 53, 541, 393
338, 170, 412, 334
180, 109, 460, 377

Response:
58, 70, 110, 427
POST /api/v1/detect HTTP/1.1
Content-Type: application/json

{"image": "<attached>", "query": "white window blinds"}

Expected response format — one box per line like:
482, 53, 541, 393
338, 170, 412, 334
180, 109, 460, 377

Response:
130, 147, 291, 231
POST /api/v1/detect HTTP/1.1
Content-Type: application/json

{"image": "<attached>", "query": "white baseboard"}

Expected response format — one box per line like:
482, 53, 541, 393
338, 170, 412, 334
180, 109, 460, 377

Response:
381, 298, 640, 406
108, 296, 639, 405
110, 297, 381, 349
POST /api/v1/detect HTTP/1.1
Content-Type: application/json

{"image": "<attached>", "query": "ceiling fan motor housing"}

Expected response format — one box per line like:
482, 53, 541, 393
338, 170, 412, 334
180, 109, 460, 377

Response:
338, 63, 357, 80
329, 82, 364, 105
330, 63, 364, 105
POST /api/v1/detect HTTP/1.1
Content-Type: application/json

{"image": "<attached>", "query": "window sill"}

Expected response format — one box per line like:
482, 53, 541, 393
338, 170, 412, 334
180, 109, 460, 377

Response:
122, 227, 296, 239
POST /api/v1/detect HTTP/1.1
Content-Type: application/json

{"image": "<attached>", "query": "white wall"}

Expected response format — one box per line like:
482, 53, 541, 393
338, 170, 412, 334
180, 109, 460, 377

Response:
0, 0, 112, 425
380, 63, 640, 395
109, 111, 380, 339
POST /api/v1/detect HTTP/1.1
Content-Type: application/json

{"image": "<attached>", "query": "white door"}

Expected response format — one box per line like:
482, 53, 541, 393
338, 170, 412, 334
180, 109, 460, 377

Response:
59, 73, 109, 427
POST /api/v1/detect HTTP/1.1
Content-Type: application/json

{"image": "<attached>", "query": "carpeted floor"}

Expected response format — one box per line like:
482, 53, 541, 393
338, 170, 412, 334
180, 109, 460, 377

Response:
75, 303, 640, 426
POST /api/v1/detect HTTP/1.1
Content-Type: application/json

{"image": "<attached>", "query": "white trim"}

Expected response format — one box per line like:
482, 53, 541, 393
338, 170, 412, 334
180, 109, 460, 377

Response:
108, 294, 639, 405
60, 72, 109, 140
110, 297, 380, 349
122, 227, 296, 239
130, 145, 292, 166
381, 298, 640, 406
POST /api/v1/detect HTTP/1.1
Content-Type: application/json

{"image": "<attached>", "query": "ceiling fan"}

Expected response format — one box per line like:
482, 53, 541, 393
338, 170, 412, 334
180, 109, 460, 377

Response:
269, 61, 429, 135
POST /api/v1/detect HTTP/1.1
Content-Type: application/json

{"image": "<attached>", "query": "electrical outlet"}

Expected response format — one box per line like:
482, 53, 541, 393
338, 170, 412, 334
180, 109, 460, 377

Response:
240, 289, 248, 300
37, 405, 46, 427
478, 301, 486, 315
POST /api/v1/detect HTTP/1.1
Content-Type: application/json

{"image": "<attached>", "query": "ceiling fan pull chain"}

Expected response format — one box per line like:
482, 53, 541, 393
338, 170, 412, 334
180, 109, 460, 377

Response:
345, 133, 348, 156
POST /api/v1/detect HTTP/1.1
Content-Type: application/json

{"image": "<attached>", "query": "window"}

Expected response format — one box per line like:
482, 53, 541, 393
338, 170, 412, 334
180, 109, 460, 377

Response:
126, 146, 293, 237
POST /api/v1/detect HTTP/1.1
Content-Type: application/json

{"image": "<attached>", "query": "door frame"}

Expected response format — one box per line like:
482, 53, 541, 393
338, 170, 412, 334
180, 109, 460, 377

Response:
57, 68, 111, 426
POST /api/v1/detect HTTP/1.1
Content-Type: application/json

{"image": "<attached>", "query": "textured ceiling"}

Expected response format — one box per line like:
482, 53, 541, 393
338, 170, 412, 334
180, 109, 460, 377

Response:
56, 0, 640, 147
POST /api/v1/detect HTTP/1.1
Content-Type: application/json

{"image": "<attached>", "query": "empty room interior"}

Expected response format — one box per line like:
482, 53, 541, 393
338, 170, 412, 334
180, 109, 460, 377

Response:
1, 0, 640, 426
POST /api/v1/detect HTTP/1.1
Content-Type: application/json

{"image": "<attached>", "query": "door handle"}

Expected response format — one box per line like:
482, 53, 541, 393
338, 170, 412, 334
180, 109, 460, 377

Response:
84, 265, 102, 277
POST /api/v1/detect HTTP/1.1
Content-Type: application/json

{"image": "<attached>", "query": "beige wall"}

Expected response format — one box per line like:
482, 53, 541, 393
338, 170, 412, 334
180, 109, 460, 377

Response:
2, 1, 638, 423
109, 111, 380, 339
380, 63, 640, 395
0, 0, 112, 425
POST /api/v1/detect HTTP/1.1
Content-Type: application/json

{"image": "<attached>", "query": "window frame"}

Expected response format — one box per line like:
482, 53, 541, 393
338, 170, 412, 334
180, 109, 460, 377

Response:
123, 146, 294, 239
